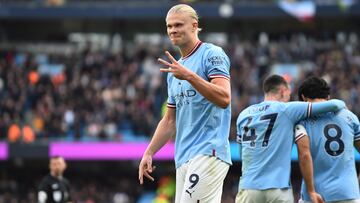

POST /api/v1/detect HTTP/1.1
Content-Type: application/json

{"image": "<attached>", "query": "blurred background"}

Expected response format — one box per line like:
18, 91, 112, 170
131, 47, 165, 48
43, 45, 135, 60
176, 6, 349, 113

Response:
0, 0, 359, 202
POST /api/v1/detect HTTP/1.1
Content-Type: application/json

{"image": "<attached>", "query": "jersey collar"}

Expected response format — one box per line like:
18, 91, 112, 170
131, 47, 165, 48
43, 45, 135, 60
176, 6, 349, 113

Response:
182, 41, 202, 60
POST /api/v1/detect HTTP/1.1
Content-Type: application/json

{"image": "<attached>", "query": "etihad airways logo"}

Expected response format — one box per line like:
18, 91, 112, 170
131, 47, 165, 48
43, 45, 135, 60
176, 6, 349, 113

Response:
174, 90, 196, 99
174, 89, 197, 107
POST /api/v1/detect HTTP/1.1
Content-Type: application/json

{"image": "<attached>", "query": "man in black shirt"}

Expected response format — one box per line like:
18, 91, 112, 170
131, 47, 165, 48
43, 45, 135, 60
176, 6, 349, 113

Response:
38, 156, 71, 203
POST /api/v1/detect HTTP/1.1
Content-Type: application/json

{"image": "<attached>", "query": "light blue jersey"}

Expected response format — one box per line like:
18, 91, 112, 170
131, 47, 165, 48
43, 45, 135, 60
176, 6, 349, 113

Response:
236, 99, 345, 190
167, 41, 232, 169
297, 109, 360, 202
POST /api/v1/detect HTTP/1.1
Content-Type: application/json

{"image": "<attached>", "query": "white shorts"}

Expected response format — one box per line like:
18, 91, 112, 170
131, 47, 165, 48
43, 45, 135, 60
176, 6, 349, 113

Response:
299, 199, 360, 203
175, 155, 229, 203
236, 188, 294, 203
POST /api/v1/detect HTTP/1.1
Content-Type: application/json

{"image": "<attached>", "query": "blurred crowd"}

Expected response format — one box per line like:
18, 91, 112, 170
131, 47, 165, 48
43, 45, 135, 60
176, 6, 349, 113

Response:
1, 32, 360, 142
0, 42, 168, 142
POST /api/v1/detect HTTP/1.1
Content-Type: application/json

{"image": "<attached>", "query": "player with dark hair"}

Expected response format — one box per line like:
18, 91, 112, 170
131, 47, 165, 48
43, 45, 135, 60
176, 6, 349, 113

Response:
235, 74, 345, 203
38, 156, 71, 203
297, 76, 330, 102
296, 76, 360, 203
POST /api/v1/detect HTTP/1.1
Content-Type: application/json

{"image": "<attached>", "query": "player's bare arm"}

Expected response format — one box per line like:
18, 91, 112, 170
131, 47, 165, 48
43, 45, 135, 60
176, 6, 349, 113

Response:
138, 108, 176, 184
295, 125, 324, 203
158, 51, 230, 109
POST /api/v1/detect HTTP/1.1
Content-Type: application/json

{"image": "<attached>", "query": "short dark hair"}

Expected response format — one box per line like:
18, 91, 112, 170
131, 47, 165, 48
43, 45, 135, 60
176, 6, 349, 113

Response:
50, 155, 63, 161
298, 76, 330, 101
263, 75, 288, 94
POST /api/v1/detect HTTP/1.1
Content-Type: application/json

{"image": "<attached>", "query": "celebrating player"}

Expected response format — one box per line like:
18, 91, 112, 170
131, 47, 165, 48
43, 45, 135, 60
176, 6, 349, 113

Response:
139, 4, 232, 203
236, 75, 344, 203
296, 76, 360, 203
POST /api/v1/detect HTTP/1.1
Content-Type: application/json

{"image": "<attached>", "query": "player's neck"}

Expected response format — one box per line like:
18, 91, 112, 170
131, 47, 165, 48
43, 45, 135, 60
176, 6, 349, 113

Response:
179, 38, 200, 58
51, 171, 62, 178
264, 94, 282, 102
307, 98, 327, 103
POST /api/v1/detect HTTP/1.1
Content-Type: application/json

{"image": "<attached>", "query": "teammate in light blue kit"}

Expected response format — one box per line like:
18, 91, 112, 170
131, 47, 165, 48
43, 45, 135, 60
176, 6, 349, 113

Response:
295, 76, 360, 203
139, 4, 231, 203
236, 75, 344, 203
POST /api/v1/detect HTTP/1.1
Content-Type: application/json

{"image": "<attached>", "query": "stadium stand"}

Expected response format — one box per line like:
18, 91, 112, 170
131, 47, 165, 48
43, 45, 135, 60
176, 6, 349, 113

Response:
0, 33, 359, 142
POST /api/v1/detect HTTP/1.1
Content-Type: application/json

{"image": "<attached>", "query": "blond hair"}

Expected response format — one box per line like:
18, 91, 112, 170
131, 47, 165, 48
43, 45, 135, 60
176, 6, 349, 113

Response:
167, 4, 202, 33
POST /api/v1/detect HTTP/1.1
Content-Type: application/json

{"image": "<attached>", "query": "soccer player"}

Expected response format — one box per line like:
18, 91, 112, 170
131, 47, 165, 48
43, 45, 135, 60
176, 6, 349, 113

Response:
295, 76, 360, 203
236, 75, 345, 203
38, 156, 71, 203
138, 4, 232, 203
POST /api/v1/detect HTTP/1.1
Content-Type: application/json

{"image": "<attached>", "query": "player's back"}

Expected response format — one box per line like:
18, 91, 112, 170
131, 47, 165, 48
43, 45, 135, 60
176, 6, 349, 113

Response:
237, 100, 309, 190
300, 109, 360, 201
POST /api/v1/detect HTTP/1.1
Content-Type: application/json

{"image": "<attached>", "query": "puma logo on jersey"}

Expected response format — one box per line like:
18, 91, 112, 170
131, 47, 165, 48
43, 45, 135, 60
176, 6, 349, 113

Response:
186, 189, 195, 198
